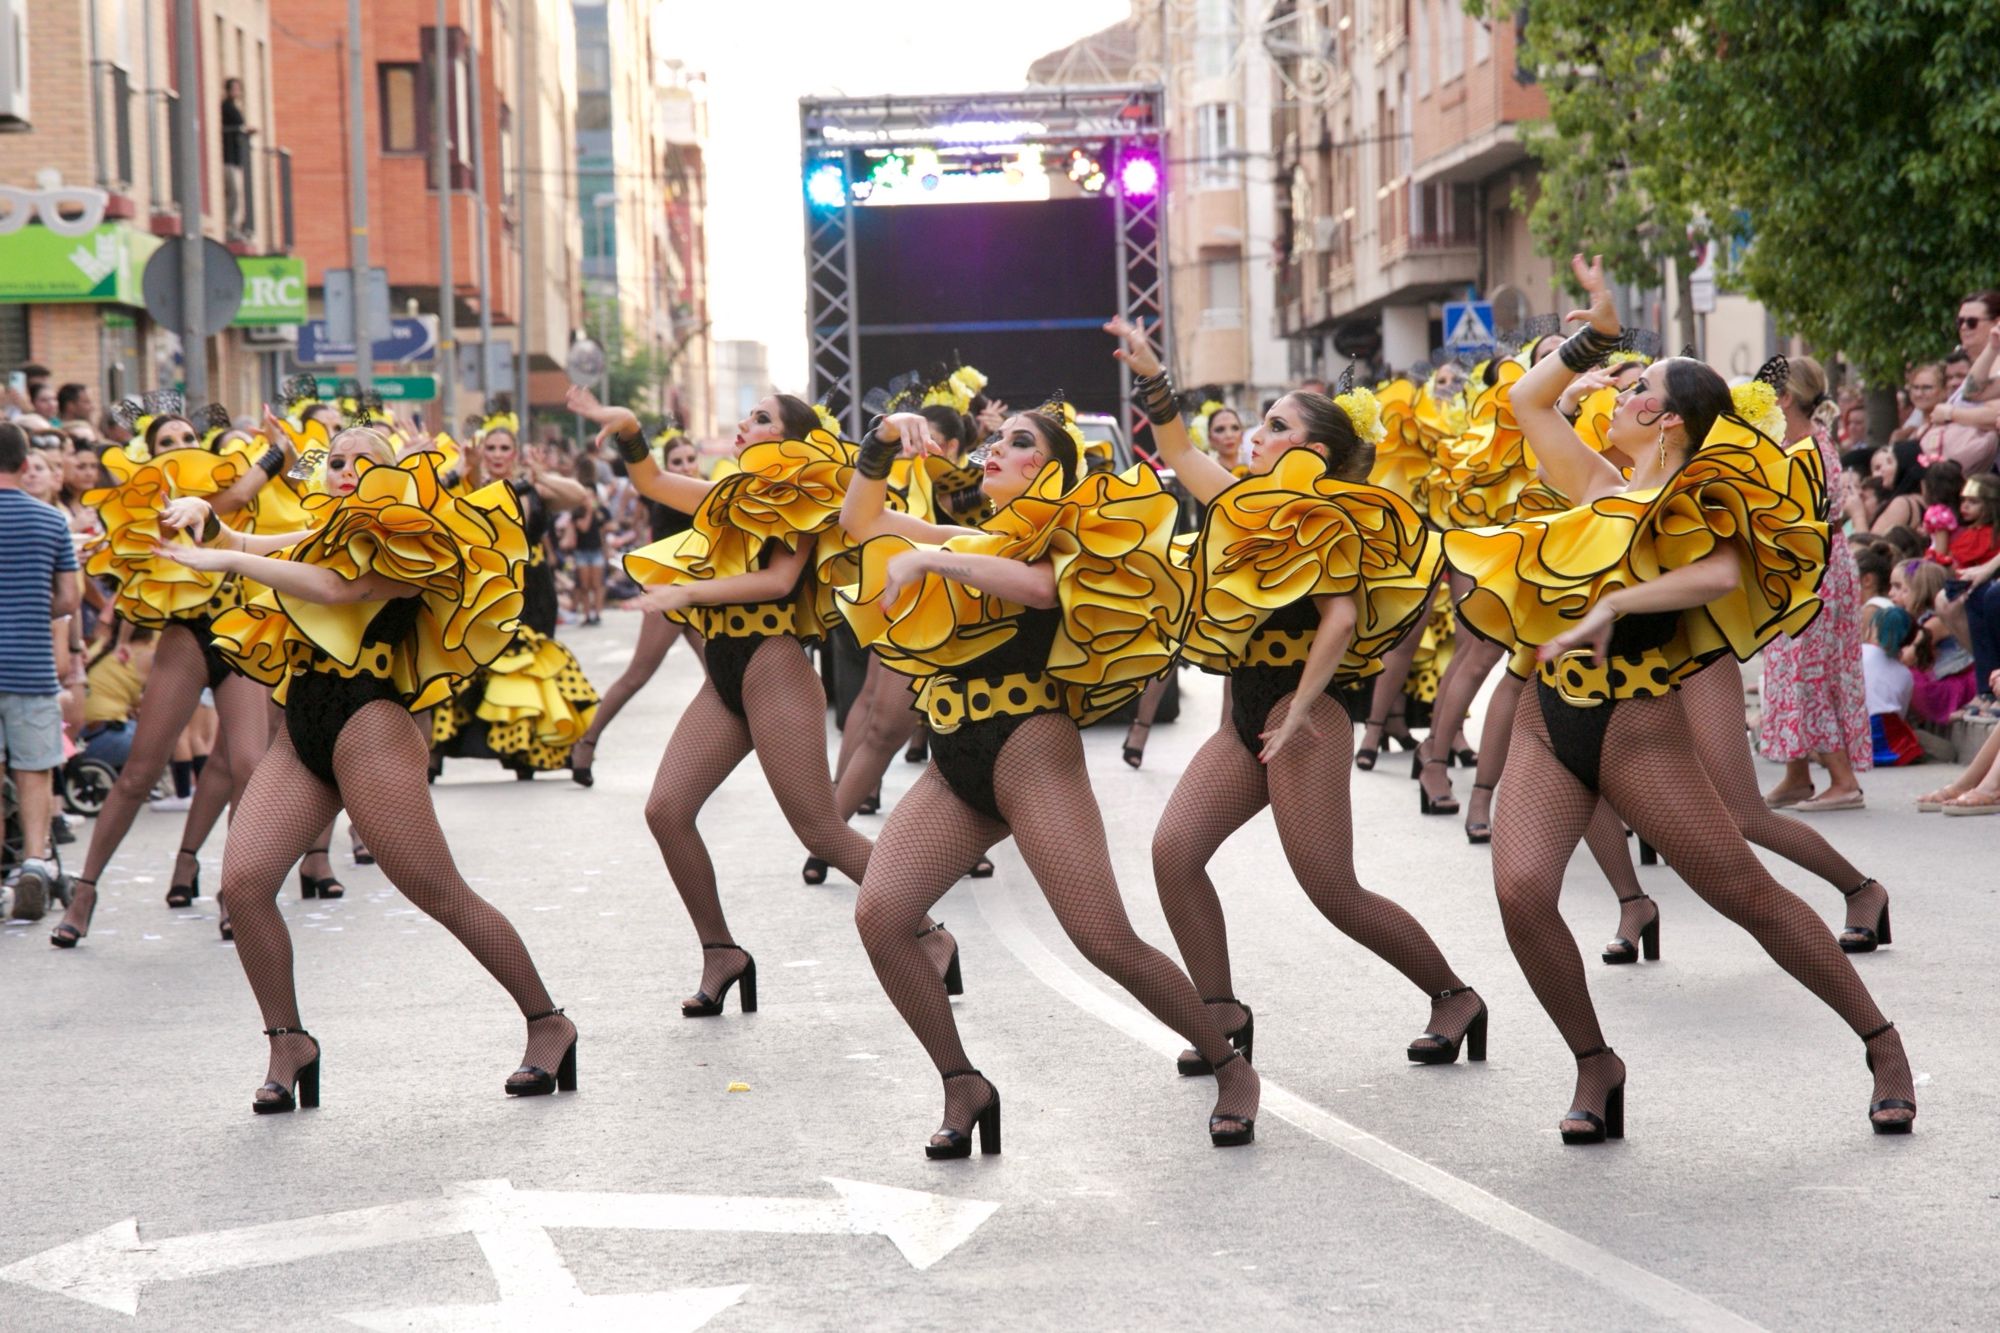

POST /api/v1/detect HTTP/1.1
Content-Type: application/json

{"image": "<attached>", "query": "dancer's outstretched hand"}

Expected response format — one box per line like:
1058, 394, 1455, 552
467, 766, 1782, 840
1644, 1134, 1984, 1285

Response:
876, 411, 940, 456
1104, 316, 1164, 378
159, 497, 213, 534
636, 585, 692, 618
1564, 254, 1620, 337
152, 538, 232, 571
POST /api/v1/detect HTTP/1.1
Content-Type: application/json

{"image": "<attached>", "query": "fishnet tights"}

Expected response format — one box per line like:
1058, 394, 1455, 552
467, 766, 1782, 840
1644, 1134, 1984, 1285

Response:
578, 614, 695, 758
832, 654, 920, 819
1419, 609, 1506, 803
1490, 689, 1910, 1130
221, 705, 570, 1100
644, 636, 874, 1003
57, 625, 271, 937
854, 714, 1258, 1143
1363, 612, 1427, 745
1153, 688, 1478, 1059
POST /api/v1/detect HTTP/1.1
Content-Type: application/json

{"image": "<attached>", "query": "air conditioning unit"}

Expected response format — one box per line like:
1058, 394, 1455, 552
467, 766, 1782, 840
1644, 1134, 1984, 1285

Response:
0, 0, 26, 131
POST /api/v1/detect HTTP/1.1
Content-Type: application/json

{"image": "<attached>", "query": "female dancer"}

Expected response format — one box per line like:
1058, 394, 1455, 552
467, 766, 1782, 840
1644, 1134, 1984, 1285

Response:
50, 400, 298, 945
836, 368, 1260, 1156
567, 428, 707, 787
431, 410, 599, 778
1446, 254, 1914, 1141
154, 428, 576, 1111
1125, 325, 1487, 1074
570, 386, 899, 1016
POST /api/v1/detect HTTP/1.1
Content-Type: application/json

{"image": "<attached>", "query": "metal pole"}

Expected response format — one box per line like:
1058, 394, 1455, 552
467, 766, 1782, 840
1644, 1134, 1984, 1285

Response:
434, 1, 458, 426
87, 0, 107, 187
348, 0, 373, 391
172, 0, 207, 403
516, 0, 531, 435
468, 0, 493, 400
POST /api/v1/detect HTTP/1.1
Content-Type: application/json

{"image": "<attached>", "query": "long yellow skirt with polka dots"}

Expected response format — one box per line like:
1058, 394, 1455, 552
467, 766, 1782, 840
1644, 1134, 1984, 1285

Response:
431, 628, 599, 773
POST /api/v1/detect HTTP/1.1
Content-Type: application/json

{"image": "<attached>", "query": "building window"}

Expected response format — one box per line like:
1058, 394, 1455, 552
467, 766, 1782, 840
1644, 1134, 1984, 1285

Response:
1204, 255, 1243, 325
1415, 1, 1431, 96
1195, 0, 1238, 82
1473, 10, 1492, 63
1196, 103, 1238, 188
499, 102, 515, 210
1440, 0, 1466, 82
380, 64, 420, 153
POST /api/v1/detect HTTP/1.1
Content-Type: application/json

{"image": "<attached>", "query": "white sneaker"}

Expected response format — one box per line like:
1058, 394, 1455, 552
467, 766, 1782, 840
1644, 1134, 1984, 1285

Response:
149, 794, 193, 812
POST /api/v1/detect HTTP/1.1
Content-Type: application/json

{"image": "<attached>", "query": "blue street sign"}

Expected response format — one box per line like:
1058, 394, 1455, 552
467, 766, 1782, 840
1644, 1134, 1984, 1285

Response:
297, 315, 439, 366
1442, 299, 1496, 353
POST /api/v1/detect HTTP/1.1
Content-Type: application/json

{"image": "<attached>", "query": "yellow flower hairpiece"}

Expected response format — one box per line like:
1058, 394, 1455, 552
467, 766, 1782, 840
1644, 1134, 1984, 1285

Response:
478, 410, 519, 440
812, 403, 842, 436
923, 365, 990, 414
1187, 399, 1227, 453
1335, 386, 1387, 445
1606, 349, 1652, 368
1730, 380, 1783, 441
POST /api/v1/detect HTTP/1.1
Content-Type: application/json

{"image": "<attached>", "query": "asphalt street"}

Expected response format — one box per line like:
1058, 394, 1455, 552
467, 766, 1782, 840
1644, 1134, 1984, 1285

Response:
1, 609, 1989, 1331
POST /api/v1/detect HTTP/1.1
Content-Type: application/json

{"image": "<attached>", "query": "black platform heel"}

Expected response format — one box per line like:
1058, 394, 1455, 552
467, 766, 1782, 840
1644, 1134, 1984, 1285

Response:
917, 921, 964, 996
569, 736, 596, 788
1638, 837, 1662, 866
1464, 783, 1496, 844
1838, 878, 1891, 954
1355, 716, 1387, 772
926, 1069, 1001, 1159
801, 856, 829, 885
1451, 745, 1478, 767
1177, 997, 1254, 1075
1407, 986, 1487, 1064
1861, 1022, 1914, 1134
48, 878, 97, 948
682, 944, 757, 1017
298, 848, 344, 900
1601, 893, 1661, 964
1123, 720, 1151, 769
1208, 1050, 1256, 1147
1416, 753, 1458, 815
253, 1027, 321, 1115
905, 731, 929, 764
506, 1008, 579, 1096
966, 856, 995, 879
166, 848, 201, 907
1559, 1046, 1625, 1144
857, 787, 882, 815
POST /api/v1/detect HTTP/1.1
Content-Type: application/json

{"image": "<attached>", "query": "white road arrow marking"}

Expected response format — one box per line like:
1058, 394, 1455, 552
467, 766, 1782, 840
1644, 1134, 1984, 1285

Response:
0, 1177, 997, 1318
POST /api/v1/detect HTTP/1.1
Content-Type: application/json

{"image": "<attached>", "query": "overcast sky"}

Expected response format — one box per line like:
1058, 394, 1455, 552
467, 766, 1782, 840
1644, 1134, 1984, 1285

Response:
659, 0, 1130, 396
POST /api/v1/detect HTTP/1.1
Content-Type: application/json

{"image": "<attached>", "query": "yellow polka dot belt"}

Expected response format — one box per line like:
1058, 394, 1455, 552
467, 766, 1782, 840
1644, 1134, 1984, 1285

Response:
704, 601, 799, 639
1536, 645, 1694, 707
915, 671, 1065, 735
286, 637, 396, 683
1239, 627, 1314, 670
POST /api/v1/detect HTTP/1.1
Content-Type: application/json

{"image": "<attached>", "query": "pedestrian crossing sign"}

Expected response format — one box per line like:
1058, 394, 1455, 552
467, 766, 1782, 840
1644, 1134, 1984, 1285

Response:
1443, 300, 1496, 354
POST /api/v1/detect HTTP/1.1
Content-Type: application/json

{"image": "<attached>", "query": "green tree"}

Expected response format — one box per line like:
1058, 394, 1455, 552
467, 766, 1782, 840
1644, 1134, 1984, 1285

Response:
1475, 1, 2000, 387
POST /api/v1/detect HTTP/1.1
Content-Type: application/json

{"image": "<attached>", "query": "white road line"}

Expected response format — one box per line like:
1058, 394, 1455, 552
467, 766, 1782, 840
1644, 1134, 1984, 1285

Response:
971, 879, 1768, 1333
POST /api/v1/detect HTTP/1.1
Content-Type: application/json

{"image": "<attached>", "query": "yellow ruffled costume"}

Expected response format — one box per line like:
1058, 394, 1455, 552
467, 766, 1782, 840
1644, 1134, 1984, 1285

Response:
1183, 449, 1441, 680
1444, 418, 1829, 700
210, 452, 526, 712
83, 447, 253, 629
1369, 380, 1434, 512
1437, 357, 1540, 529
625, 430, 856, 640
838, 462, 1189, 730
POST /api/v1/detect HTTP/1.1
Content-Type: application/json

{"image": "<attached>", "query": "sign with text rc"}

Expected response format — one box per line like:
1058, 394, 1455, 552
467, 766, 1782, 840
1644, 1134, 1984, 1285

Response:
1442, 299, 1495, 353
231, 256, 307, 326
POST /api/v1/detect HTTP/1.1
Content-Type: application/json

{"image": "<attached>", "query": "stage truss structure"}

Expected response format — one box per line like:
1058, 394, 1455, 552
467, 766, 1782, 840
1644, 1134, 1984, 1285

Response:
800, 86, 1168, 443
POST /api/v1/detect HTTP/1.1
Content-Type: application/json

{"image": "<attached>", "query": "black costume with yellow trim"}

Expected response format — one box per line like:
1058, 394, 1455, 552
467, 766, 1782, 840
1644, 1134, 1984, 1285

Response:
209, 453, 528, 786
837, 463, 1187, 819
1443, 416, 1828, 791
625, 430, 854, 718
429, 477, 599, 772
1182, 449, 1442, 756
83, 447, 256, 689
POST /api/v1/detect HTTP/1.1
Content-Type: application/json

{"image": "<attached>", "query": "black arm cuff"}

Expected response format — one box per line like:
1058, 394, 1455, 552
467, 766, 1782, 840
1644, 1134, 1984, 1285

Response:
255, 444, 287, 479
1558, 326, 1621, 373
856, 430, 898, 481
201, 512, 222, 544
615, 429, 649, 466
1134, 371, 1179, 426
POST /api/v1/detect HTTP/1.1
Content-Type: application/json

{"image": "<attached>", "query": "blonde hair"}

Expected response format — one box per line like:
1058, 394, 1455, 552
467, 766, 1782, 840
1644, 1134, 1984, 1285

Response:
1784, 355, 1838, 435
329, 426, 396, 466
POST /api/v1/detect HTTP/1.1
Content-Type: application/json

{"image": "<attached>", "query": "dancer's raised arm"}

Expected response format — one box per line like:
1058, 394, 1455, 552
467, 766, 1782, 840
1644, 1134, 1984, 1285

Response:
1105, 316, 1235, 504
569, 384, 716, 514
1512, 255, 1632, 505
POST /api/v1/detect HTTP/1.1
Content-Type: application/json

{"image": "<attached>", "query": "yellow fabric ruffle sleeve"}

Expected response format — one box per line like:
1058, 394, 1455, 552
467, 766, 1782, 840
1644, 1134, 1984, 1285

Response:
1443, 420, 1829, 681
1182, 448, 1441, 679
838, 462, 1190, 728
624, 430, 853, 638
1369, 380, 1432, 509
211, 452, 527, 711
83, 448, 252, 628
1438, 358, 1538, 528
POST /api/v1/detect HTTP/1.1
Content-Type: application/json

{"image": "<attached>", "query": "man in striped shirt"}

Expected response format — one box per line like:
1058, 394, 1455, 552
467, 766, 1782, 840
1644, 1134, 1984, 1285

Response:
0, 420, 81, 921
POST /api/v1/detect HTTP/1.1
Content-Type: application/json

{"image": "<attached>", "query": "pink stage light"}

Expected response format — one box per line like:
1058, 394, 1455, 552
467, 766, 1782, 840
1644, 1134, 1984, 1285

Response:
1118, 152, 1161, 199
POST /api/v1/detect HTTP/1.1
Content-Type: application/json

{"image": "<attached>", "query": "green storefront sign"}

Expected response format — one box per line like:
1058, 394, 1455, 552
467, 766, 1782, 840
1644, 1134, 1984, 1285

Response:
0, 224, 160, 304
367, 375, 438, 402
232, 255, 307, 326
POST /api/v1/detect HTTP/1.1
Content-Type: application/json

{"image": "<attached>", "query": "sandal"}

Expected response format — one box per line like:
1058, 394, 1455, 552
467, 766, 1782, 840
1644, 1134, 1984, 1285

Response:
1355, 717, 1387, 772
801, 856, 829, 885
569, 736, 597, 789
1838, 878, 1891, 952
166, 847, 202, 908
49, 878, 97, 949
1463, 783, 1495, 845
1941, 789, 2000, 816
1122, 720, 1151, 769
298, 848, 344, 900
